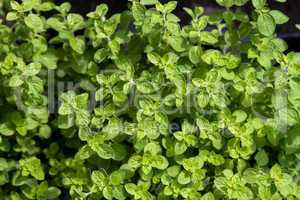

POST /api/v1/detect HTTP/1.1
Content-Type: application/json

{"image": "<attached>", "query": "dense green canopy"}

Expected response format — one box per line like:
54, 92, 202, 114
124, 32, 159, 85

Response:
0, 0, 300, 199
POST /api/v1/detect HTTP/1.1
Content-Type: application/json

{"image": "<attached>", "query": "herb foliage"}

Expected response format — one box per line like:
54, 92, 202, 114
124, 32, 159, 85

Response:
0, 0, 300, 199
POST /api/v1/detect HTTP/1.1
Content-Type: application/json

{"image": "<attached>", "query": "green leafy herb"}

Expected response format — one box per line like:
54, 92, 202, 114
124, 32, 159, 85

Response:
0, 0, 299, 199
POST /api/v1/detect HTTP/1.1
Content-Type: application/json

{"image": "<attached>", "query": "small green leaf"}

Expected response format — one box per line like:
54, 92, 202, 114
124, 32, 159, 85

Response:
9, 75, 24, 87
75, 93, 89, 109
201, 50, 222, 65
112, 144, 127, 161
46, 187, 61, 199
6, 12, 19, 21
125, 183, 137, 195
23, 63, 41, 76
19, 157, 45, 180
235, 0, 249, 6
201, 192, 215, 200
58, 103, 73, 115
269, 10, 289, 24
0, 158, 9, 172
36, 2, 55, 11
92, 170, 107, 189
174, 142, 187, 155
137, 81, 158, 94
284, 124, 300, 154
252, 0, 266, 9
140, 0, 158, 5
47, 18, 65, 31
147, 52, 161, 66
109, 170, 126, 185
24, 14, 44, 33
168, 36, 186, 52
144, 142, 161, 155
10, 1, 22, 11
56, 2, 71, 14
69, 37, 85, 54
90, 143, 114, 159
200, 31, 218, 44
132, 2, 145, 25
232, 110, 247, 123
288, 52, 300, 65
94, 49, 109, 63
255, 150, 269, 166
108, 39, 120, 57
216, 0, 234, 8
95, 4, 108, 18
152, 156, 169, 170
22, 0, 41, 11
167, 165, 181, 177
164, 1, 177, 13
189, 46, 203, 64
257, 13, 276, 36
37, 51, 58, 69
177, 171, 191, 185
0, 123, 14, 136
197, 92, 209, 108
183, 7, 195, 18
39, 125, 51, 139
67, 13, 84, 32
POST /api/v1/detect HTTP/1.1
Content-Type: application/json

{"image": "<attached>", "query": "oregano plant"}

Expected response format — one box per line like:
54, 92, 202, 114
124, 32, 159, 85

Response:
0, 0, 300, 199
